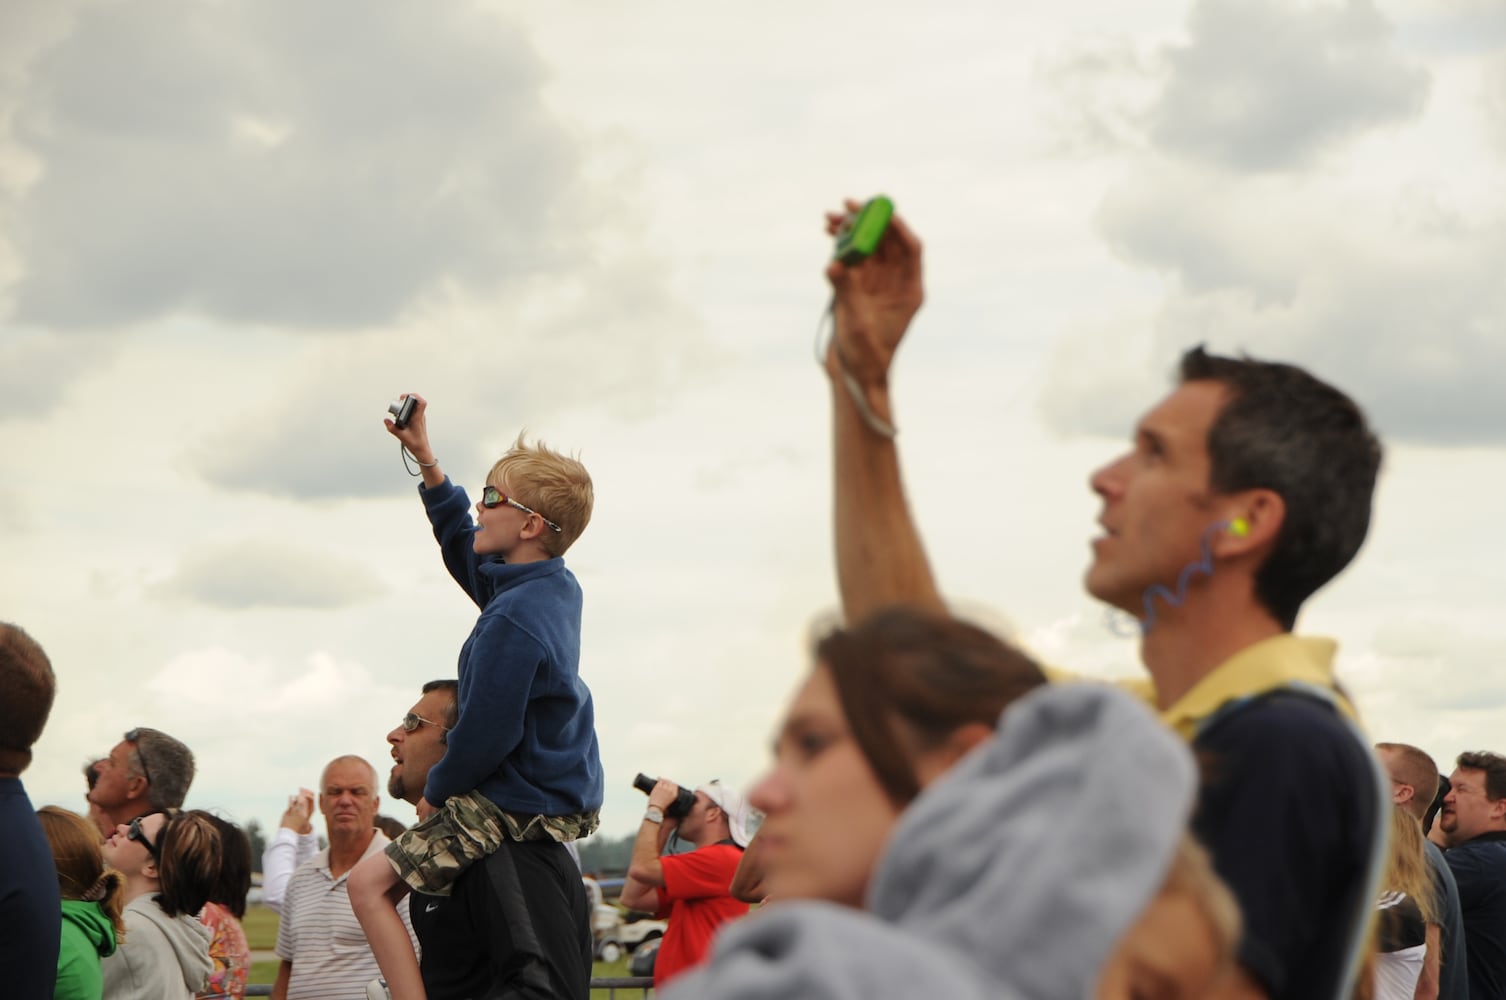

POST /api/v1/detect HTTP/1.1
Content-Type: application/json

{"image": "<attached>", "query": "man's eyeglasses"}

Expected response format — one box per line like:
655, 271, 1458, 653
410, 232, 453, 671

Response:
128, 815, 161, 860
480, 486, 562, 533
402, 712, 452, 734
124, 728, 155, 789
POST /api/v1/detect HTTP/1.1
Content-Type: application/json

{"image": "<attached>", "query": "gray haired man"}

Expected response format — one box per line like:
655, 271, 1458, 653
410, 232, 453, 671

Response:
87, 726, 195, 836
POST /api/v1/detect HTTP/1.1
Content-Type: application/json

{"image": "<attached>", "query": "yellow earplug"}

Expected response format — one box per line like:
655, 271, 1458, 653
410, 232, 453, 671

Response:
1230, 517, 1250, 537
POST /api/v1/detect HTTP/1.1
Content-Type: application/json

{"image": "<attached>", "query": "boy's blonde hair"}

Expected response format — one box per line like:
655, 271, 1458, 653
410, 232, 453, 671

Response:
488, 433, 594, 558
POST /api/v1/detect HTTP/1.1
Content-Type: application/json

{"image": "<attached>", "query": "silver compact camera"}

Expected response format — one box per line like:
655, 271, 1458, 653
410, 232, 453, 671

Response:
388, 396, 417, 429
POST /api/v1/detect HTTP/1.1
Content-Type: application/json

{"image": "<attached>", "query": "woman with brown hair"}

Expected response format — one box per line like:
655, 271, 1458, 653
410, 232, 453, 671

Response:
99, 809, 220, 1000
38, 806, 127, 1000
667, 606, 1241, 1000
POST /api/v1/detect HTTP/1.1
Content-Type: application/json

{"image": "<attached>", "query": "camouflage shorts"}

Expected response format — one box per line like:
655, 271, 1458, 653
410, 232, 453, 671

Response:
385, 790, 600, 896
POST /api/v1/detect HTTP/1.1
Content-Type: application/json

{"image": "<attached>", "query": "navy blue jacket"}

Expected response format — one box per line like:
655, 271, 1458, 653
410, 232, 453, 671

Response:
419, 477, 603, 816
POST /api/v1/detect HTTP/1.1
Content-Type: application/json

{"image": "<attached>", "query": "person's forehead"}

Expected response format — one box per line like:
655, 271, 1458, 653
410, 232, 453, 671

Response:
1136, 381, 1228, 443
323, 762, 374, 788
139, 812, 166, 836
1452, 768, 1482, 788
415, 689, 453, 718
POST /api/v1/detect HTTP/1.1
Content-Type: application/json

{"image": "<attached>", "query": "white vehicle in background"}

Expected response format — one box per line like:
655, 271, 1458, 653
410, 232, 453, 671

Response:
583, 875, 668, 963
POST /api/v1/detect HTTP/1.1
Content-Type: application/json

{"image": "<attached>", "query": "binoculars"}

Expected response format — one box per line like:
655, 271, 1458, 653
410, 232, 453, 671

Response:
633, 773, 696, 819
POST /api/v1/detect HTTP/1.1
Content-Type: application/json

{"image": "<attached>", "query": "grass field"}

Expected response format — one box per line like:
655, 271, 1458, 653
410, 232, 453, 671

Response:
240, 904, 645, 993
243, 904, 279, 950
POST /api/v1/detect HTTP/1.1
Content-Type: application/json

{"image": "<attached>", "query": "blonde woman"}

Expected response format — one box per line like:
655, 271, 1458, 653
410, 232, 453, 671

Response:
38, 806, 127, 1000
1375, 805, 1440, 1000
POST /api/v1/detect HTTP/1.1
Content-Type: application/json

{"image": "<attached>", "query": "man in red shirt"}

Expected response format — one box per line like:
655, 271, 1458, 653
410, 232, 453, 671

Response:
622, 779, 757, 987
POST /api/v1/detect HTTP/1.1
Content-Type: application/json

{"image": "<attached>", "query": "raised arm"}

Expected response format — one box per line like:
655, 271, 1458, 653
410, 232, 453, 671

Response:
385, 393, 489, 602
824, 201, 946, 623
261, 789, 317, 915
384, 393, 447, 490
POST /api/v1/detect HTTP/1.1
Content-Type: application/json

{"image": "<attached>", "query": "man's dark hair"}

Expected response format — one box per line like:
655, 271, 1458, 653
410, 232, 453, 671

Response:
1180, 346, 1382, 630
422, 679, 460, 732
127, 727, 196, 810
1456, 751, 1506, 802
1425, 774, 1449, 834
0, 622, 56, 775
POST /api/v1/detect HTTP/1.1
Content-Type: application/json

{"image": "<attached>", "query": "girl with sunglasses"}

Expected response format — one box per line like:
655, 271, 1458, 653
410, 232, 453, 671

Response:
100, 810, 221, 1000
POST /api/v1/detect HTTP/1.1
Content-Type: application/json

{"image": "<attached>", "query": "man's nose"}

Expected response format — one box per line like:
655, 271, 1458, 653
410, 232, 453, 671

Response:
1089, 454, 1128, 499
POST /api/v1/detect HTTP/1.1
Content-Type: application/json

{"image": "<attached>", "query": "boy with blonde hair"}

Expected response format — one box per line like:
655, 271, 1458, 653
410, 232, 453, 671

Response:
352, 395, 601, 1000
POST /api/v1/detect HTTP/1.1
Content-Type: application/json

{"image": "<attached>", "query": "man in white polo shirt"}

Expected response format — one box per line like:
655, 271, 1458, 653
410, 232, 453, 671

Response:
272, 755, 415, 1000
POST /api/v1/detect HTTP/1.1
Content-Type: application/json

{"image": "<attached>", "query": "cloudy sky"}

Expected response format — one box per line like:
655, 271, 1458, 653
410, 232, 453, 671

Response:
7, 0, 1504, 843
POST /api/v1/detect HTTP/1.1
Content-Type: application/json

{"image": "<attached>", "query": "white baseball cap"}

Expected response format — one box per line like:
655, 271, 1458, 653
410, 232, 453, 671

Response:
697, 781, 762, 847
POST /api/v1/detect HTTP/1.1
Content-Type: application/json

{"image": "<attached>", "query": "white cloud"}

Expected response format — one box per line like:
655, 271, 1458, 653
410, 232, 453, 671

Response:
0, 330, 119, 418
3, 0, 608, 330
1039, 155, 1506, 446
151, 539, 386, 610
1034, 34, 1163, 156
1149, 0, 1429, 170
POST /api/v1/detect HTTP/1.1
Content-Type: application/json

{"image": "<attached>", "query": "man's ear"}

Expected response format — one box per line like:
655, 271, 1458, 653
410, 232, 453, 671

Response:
1394, 784, 1415, 808
1216, 489, 1284, 557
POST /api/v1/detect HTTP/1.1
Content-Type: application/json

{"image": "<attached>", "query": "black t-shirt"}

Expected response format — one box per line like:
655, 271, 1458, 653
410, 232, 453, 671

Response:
412, 838, 592, 1000
1192, 692, 1380, 1000
0, 777, 62, 1000
1377, 891, 1426, 952
1444, 831, 1506, 1000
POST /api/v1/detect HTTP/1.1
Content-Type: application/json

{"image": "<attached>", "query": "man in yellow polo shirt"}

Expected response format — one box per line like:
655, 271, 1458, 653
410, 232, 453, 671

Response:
818, 199, 1383, 1000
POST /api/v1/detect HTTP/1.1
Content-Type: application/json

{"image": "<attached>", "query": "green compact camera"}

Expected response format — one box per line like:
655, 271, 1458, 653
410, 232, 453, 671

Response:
833, 195, 894, 264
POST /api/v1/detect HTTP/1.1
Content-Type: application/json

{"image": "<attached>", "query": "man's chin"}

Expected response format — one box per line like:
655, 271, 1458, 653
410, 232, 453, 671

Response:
1084, 574, 1138, 616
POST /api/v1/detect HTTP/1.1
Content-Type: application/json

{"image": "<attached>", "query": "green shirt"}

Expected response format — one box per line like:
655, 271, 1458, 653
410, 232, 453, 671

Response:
56, 898, 117, 1000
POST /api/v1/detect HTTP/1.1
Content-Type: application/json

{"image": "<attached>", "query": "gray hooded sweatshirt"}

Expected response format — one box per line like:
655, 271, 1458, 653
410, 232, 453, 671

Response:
664, 683, 1197, 1000
101, 894, 212, 1000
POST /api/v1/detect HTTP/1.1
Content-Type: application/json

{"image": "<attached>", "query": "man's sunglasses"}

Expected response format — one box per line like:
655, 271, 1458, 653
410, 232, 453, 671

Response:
480, 486, 562, 533
124, 728, 155, 789
401, 712, 452, 734
128, 815, 162, 860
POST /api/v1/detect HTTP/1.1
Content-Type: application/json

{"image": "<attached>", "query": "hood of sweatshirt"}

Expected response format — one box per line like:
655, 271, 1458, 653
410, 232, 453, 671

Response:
126, 895, 213, 992
665, 683, 1197, 1000
62, 898, 118, 959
